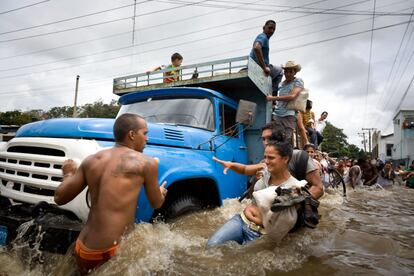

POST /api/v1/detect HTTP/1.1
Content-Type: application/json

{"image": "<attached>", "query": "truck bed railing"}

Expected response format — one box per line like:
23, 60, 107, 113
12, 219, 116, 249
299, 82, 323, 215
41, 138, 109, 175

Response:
113, 56, 249, 93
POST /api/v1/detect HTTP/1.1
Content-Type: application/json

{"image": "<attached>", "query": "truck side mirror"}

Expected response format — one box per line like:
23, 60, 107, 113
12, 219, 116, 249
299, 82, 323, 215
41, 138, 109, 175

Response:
236, 100, 256, 126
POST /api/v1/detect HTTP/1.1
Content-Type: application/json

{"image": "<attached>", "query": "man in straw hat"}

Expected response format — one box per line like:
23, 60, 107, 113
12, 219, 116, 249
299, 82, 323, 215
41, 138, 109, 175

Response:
250, 20, 283, 96
266, 60, 303, 143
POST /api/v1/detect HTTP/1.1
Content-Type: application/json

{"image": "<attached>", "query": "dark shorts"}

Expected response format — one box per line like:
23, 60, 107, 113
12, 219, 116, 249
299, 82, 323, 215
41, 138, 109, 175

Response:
272, 115, 297, 142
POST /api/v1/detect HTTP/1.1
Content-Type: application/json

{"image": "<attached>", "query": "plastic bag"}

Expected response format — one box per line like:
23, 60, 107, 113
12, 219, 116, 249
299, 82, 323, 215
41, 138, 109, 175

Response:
286, 88, 309, 112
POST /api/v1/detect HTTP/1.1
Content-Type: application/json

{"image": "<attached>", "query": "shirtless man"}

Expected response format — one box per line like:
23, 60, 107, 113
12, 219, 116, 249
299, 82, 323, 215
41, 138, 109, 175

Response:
54, 113, 167, 275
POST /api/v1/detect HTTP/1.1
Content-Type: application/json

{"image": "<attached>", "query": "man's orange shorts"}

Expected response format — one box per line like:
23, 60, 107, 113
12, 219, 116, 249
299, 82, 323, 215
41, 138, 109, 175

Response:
75, 239, 119, 275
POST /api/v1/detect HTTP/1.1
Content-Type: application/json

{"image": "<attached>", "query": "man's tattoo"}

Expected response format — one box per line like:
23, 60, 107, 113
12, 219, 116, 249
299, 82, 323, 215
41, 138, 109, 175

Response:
111, 152, 149, 176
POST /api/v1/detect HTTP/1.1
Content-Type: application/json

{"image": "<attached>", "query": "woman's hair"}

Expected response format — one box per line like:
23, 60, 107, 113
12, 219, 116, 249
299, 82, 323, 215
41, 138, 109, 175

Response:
303, 143, 316, 151
266, 140, 293, 161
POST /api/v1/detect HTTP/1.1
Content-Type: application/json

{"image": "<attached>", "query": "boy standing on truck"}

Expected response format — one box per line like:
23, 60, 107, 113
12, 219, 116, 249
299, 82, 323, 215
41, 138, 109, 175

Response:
250, 20, 283, 96
54, 113, 167, 275
147, 52, 183, 83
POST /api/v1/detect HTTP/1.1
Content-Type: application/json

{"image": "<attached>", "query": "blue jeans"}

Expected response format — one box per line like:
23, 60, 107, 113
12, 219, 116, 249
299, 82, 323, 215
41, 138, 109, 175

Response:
206, 214, 262, 247
306, 127, 318, 146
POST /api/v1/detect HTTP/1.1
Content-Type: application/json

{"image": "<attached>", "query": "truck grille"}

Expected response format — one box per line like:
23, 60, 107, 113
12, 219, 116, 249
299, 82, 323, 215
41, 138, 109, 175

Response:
164, 129, 184, 141
8, 146, 65, 157
0, 146, 66, 199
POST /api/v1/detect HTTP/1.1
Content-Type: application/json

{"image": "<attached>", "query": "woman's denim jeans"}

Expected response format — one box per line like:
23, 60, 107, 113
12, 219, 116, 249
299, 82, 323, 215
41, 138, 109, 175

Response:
206, 214, 262, 247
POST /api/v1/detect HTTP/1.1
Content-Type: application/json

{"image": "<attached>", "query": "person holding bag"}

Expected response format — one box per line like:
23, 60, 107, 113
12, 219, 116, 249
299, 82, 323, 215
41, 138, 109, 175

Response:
266, 60, 304, 143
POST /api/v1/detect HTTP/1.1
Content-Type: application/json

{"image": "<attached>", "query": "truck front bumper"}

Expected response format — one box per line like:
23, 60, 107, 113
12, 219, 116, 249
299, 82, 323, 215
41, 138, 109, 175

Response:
0, 196, 82, 254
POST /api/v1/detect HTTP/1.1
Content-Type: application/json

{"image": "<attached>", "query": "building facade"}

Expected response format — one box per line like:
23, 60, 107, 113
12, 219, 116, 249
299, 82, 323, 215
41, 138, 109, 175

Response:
392, 110, 414, 166
372, 131, 394, 162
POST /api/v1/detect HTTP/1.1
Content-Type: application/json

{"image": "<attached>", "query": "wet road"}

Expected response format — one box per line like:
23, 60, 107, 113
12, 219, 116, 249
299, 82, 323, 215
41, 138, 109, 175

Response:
1, 185, 413, 275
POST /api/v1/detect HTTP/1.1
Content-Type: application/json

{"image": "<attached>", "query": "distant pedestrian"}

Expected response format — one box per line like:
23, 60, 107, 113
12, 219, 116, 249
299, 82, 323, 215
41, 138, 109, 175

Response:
250, 20, 283, 96
315, 111, 328, 146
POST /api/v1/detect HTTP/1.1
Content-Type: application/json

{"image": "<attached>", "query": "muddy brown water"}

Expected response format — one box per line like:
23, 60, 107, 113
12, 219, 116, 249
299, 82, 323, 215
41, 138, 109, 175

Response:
1, 185, 413, 276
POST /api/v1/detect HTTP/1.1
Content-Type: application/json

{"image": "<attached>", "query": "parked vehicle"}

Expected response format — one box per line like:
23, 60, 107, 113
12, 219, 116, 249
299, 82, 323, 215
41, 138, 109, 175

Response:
0, 56, 272, 253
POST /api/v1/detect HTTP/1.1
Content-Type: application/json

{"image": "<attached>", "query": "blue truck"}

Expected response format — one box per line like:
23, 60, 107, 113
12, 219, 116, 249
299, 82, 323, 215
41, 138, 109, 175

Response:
0, 56, 273, 253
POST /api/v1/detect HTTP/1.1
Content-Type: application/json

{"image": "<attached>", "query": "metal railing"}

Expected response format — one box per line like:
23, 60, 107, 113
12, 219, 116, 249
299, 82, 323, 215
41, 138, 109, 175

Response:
113, 56, 249, 91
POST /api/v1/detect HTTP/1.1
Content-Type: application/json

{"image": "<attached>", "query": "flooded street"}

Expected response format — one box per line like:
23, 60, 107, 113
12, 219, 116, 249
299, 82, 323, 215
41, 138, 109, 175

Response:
1, 185, 414, 276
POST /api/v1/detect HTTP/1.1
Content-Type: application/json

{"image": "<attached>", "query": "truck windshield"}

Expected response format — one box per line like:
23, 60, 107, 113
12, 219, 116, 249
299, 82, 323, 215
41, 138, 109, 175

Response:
119, 97, 215, 131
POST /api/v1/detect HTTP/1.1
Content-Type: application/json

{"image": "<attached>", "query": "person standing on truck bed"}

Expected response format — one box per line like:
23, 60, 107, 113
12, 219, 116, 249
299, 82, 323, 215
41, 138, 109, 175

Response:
250, 20, 283, 96
54, 113, 168, 275
266, 60, 304, 144
147, 52, 183, 83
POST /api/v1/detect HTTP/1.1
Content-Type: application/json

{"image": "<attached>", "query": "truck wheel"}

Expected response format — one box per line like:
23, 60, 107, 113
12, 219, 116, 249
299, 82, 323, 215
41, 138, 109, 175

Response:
162, 195, 203, 222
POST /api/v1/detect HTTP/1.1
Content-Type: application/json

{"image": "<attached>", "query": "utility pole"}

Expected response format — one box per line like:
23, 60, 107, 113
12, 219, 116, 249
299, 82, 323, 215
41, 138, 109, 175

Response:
362, 128, 376, 153
131, 0, 137, 45
73, 75, 80, 118
358, 132, 367, 152
131, 0, 137, 69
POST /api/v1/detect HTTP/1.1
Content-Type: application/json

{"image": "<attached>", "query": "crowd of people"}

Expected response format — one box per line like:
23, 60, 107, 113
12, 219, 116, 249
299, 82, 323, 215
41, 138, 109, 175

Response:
334, 156, 414, 189
52, 19, 413, 275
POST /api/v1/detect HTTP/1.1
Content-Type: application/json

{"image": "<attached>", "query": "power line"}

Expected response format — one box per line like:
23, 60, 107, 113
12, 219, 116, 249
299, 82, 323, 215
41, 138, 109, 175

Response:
209, 0, 412, 15
3, 0, 400, 45
0, 1, 409, 81
0, 0, 267, 60
0, 0, 376, 73
373, 8, 414, 127
0, 1, 149, 36
393, 71, 414, 114
378, 14, 414, 110
363, 0, 376, 129
0, 0, 50, 15
0, 0, 337, 72
383, 44, 414, 112
165, 0, 414, 15
0, 17, 412, 83
0, 0, 211, 43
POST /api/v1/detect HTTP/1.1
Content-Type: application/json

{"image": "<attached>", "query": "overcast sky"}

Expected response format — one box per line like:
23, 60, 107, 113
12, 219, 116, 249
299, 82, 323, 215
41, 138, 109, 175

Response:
0, 0, 413, 147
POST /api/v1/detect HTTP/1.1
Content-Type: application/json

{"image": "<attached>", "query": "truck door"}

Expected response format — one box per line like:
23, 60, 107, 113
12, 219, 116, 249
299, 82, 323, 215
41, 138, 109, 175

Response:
214, 103, 248, 198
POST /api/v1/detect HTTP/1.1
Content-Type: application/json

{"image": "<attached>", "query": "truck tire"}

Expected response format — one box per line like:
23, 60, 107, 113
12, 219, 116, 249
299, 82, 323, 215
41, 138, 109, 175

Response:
162, 195, 203, 222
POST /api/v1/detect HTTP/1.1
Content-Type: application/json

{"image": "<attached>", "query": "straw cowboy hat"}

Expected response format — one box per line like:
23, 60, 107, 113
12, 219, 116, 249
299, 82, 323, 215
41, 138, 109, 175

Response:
282, 60, 301, 72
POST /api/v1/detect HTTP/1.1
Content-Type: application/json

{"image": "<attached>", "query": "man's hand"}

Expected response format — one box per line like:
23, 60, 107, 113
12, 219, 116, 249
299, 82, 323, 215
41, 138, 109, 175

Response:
263, 66, 271, 76
256, 169, 265, 180
266, 95, 277, 102
62, 159, 78, 177
160, 181, 168, 198
212, 156, 232, 175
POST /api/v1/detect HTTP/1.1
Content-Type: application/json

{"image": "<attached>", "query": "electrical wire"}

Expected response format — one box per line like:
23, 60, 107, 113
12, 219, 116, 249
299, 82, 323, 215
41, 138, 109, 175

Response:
0, 0, 373, 73
0, 0, 50, 15
362, 0, 376, 130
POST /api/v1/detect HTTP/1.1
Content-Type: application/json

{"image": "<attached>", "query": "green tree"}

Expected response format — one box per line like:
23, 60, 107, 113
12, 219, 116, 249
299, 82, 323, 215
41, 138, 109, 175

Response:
46, 106, 74, 118
347, 144, 365, 159
321, 122, 349, 157
79, 99, 120, 118
0, 110, 33, 125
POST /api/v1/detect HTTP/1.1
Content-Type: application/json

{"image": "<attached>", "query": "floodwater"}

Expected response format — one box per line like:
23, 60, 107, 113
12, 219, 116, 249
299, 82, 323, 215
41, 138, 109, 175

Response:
1, 185, 413, 276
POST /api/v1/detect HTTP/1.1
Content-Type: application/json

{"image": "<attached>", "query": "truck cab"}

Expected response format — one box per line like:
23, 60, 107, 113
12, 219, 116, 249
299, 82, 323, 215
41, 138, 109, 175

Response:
0, 56, 272, 253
